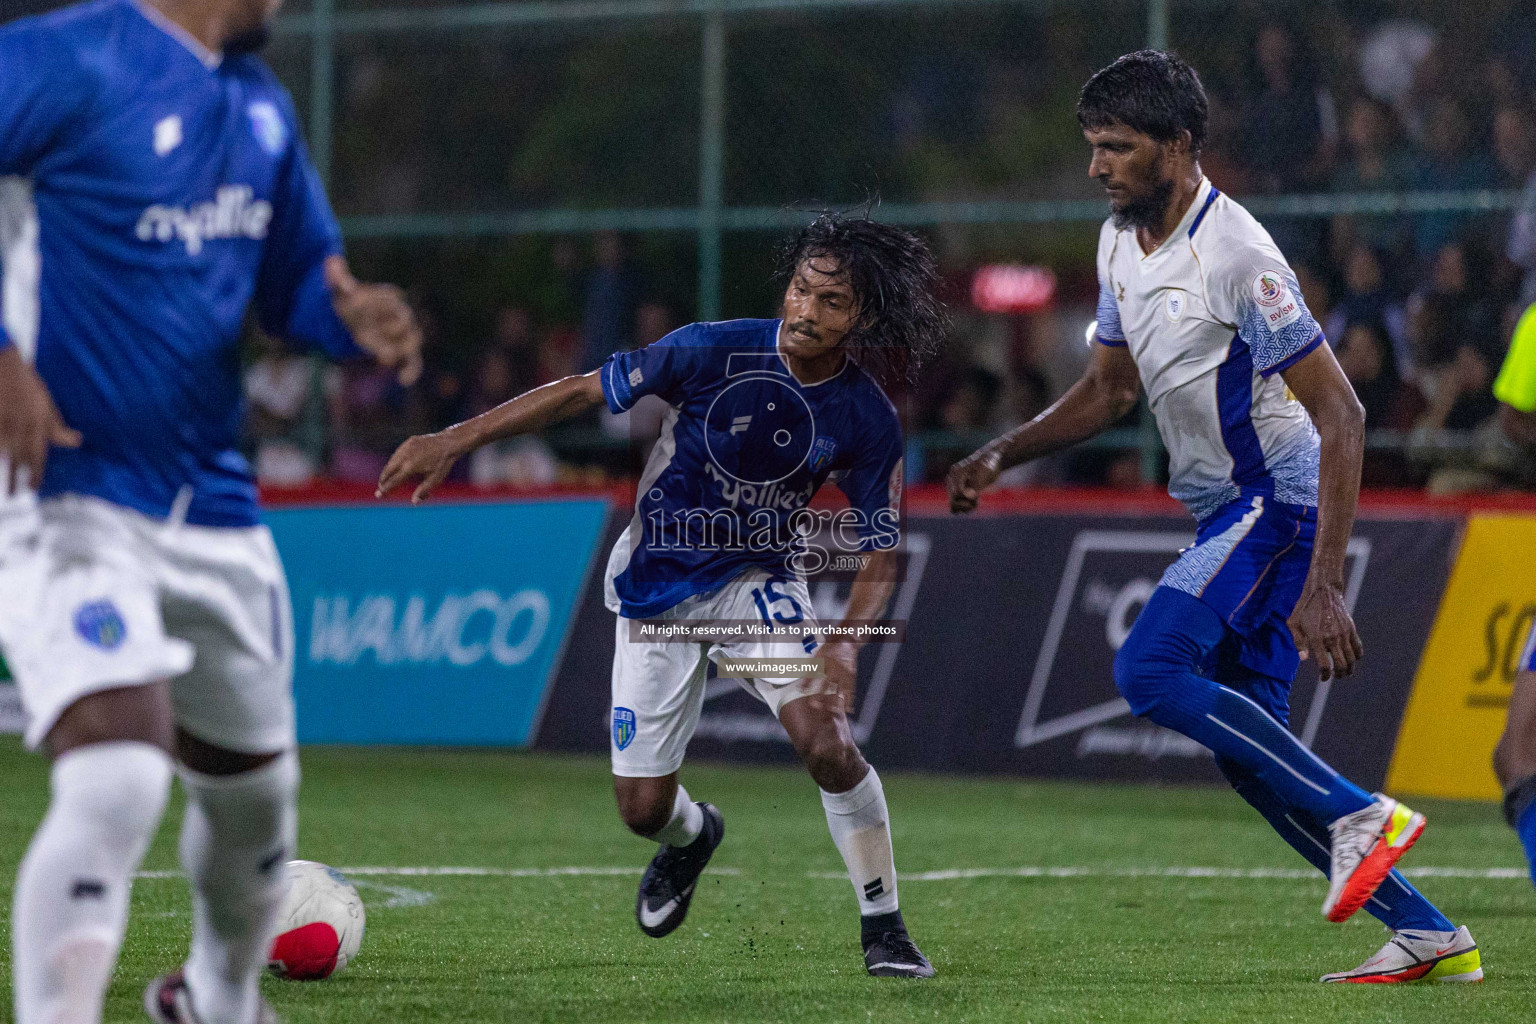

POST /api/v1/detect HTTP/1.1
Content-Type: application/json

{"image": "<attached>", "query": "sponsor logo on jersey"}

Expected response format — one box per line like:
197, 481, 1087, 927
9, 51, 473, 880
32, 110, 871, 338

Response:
135, 185, 273, 256
809, 436, 838, 473
628, 367, 644, 388
153, 115, 183, 157
1251, 271, 1302, 331
1164, 289, 1185, 322
613, 707, 637, 750
701, 461, 815, 512
74, 600, 126, 651
247, 101, 288, 156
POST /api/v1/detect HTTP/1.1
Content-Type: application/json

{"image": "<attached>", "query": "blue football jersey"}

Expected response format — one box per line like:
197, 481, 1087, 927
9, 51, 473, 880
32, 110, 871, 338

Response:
0, 0, 357, 527
601, 318, 904, 618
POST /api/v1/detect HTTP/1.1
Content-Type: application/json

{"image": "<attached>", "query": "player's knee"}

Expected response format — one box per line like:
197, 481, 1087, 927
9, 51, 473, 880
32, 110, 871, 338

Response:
615, 783, 676, 838
51, 742, 173, 855
798, 732, 864, 790
184, 750, 299, 839
1113, 633, 1177, 718
1113, 587, 1223, 719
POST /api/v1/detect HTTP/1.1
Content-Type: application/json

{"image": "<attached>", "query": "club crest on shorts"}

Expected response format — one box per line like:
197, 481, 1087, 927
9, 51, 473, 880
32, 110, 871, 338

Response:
74, 600, 127, 651
612, 707, 636, 751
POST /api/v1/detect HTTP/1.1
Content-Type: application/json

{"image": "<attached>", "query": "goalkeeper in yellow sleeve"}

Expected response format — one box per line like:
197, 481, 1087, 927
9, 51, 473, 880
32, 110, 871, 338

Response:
1495, 303, 1536, 446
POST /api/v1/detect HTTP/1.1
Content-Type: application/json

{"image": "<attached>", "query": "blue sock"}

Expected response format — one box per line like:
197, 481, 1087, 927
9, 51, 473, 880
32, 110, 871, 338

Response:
1519, 802, 1536, 891
1216, 756, 1455, 932
1115, 588, 1374, 823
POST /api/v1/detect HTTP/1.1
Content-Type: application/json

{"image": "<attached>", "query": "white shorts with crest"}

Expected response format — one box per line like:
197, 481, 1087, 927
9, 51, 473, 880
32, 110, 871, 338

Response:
0, 494, 294, 753
609, 568, 820, 777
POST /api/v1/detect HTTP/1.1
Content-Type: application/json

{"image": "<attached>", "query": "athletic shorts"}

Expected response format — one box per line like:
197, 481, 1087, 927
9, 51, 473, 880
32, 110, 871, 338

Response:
1158, 491, 1315, 683
610, 568, 820, 777
0, 503, 48, 684
1, 494, 295, 753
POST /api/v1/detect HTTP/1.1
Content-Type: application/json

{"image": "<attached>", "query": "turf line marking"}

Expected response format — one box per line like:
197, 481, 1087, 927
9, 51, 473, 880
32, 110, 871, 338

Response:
351, 879, 437, 908
820, 866, 1531, 881
340, 866, 744, 878
134, 866, 744, 880
136, 865, 1527, 882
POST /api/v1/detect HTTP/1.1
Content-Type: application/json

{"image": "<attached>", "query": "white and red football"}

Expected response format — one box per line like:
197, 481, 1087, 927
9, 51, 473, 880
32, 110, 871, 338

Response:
267, 860, 365, 981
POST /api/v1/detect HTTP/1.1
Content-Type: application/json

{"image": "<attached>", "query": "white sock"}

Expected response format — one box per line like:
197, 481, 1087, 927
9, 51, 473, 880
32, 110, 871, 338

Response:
179, 752, 298, 1024
12, 742, 173, 1024
821, 767, 899, 917
650, 784, 704, 848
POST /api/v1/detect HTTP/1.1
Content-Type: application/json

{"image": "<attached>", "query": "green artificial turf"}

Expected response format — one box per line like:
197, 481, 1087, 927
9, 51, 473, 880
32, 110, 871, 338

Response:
0, 737, 1531, 1022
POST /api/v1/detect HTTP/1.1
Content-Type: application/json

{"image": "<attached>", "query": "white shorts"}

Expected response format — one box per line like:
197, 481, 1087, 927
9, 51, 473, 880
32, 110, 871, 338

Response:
610, 568, 820, 777
0, 494, 295, 753
0, 503, 47, 689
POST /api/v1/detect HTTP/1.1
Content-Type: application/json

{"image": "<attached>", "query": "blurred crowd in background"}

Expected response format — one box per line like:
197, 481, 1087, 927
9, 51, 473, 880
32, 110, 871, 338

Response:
241, 2, 1536, 493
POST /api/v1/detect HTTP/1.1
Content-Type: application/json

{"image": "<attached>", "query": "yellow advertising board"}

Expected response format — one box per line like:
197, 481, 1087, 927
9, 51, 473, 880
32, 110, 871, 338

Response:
1387, 515, 1536, 801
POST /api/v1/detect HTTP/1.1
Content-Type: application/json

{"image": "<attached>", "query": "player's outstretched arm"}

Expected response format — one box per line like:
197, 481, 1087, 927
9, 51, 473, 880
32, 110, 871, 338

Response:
947, 343, 1139, 513
0, 344, 81, 496
325, 257, 424, 386
807, 548, 899, 716
1281, 343, 1367, 682
376, 370, 607, 503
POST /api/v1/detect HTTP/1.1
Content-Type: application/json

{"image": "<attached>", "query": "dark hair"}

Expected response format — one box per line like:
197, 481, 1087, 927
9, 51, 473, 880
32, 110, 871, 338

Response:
1077, 49, 1208, 154
776, 212, 947, 382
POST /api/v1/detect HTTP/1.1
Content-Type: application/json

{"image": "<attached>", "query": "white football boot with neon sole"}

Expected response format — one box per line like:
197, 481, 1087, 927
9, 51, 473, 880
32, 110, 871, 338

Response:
1324, 794, 1425, 923
1321, 926, 1482, 983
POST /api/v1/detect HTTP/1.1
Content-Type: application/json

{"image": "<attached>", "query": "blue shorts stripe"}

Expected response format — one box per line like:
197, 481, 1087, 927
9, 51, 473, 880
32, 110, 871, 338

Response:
1158, 495, 1316, 682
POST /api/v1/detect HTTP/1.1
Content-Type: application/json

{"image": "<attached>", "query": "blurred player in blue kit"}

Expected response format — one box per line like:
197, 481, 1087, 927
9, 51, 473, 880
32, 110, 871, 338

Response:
949, 51, 1481, 984
0, 1, 423, 1021
380, 214, 946, 977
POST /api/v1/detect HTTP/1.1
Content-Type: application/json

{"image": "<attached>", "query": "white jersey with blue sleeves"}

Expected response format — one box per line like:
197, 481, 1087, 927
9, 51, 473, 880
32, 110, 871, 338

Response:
1094, 178, 1323, 521
0, 0, 357, 527
599, 318, 903, 619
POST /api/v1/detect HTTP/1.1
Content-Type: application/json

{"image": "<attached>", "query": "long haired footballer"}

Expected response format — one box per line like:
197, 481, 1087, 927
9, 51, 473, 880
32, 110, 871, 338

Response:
948, 51, 1481, 984
380, 213, 946, 977
0, 1, 423, 1022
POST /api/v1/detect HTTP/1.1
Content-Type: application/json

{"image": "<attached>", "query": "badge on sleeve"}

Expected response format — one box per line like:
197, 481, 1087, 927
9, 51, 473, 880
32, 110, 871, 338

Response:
1251, 271, 1302, 331
247, 102, 288, 157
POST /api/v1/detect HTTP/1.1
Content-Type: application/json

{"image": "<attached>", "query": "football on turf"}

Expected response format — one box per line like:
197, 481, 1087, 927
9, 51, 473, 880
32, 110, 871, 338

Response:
267, 860, 365, 981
